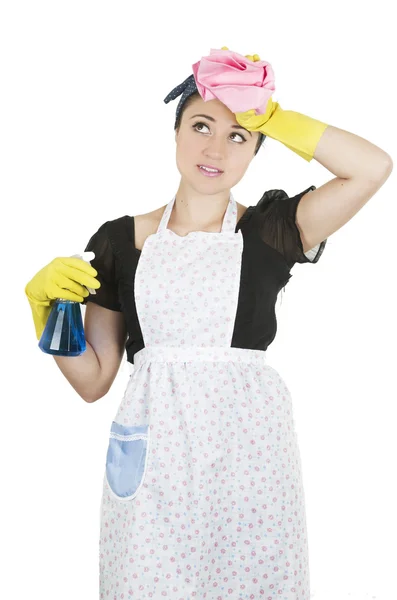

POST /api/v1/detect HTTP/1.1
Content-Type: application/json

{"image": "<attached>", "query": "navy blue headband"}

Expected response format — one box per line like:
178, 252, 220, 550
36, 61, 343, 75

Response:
163, 74, 199, 129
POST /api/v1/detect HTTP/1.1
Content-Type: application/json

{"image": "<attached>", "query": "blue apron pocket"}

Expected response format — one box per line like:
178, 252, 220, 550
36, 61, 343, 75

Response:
105, 421, 150, 501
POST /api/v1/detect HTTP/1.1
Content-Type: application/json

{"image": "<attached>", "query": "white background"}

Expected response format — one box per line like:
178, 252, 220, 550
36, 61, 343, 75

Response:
1, 1, 396, 599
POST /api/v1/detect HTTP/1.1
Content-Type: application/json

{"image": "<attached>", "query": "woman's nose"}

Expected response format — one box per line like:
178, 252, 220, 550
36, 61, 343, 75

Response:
204, 136, 227, 157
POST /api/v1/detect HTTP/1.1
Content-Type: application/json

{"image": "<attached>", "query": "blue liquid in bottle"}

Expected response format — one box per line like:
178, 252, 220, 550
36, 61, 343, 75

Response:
38, 298, 86, 356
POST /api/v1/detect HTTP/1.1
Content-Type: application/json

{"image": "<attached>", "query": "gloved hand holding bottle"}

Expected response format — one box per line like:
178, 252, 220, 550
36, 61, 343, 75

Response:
24, 253, 101, 353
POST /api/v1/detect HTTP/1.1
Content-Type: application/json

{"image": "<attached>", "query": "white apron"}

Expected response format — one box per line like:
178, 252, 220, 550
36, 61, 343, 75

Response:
99, 193, 310, 599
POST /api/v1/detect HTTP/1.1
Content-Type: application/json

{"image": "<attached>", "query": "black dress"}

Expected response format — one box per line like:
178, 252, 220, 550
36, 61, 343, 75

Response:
82, 185, 326, 365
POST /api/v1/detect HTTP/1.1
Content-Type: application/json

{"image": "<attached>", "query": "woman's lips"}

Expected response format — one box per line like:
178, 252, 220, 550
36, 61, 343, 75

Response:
197, 165, 224, 177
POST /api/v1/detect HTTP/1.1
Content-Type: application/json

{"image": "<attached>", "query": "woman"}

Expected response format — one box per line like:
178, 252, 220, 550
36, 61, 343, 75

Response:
25, 48, 393, 598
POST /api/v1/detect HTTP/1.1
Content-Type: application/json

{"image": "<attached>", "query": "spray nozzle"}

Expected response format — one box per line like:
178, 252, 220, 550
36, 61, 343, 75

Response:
71, 252, 97, 295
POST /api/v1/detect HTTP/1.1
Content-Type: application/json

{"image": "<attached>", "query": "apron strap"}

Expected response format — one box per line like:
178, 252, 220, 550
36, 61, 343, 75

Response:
157, 193, 238, 234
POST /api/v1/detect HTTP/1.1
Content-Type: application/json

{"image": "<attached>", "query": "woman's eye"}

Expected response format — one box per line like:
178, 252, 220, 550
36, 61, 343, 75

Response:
193, 122, 210, 134
192, 122, 246, 143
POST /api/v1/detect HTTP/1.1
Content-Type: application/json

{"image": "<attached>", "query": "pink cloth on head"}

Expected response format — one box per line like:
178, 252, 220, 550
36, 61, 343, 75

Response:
192, 48, 276, 116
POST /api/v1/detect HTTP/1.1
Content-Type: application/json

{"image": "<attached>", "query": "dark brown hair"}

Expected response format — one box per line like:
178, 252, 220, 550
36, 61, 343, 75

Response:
175, 92, 266, 156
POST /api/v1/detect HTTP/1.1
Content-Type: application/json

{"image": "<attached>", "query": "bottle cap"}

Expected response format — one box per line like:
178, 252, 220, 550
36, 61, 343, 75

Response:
71, 252, 96, 295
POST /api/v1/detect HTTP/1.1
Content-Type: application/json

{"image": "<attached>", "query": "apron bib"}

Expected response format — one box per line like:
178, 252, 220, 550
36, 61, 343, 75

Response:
135, 191, 244, 348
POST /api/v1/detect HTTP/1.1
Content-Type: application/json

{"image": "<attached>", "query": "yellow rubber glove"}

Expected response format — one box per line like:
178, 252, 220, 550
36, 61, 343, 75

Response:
235, 99, 329, 162
221, 47, 329, 162
24, 257, 101, 340
221, 46, 260, 63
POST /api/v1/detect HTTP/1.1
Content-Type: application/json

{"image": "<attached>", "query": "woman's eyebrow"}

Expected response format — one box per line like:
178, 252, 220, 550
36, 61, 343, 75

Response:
189, 114, 252, 136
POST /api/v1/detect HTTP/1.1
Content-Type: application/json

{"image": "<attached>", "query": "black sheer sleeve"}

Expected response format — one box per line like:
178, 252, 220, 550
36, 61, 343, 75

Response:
254, 185, 327, 270
81, 221, 122, 312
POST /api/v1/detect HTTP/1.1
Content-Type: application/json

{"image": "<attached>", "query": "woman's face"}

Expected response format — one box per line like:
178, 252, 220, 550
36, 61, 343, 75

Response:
175, 95, 260, 193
